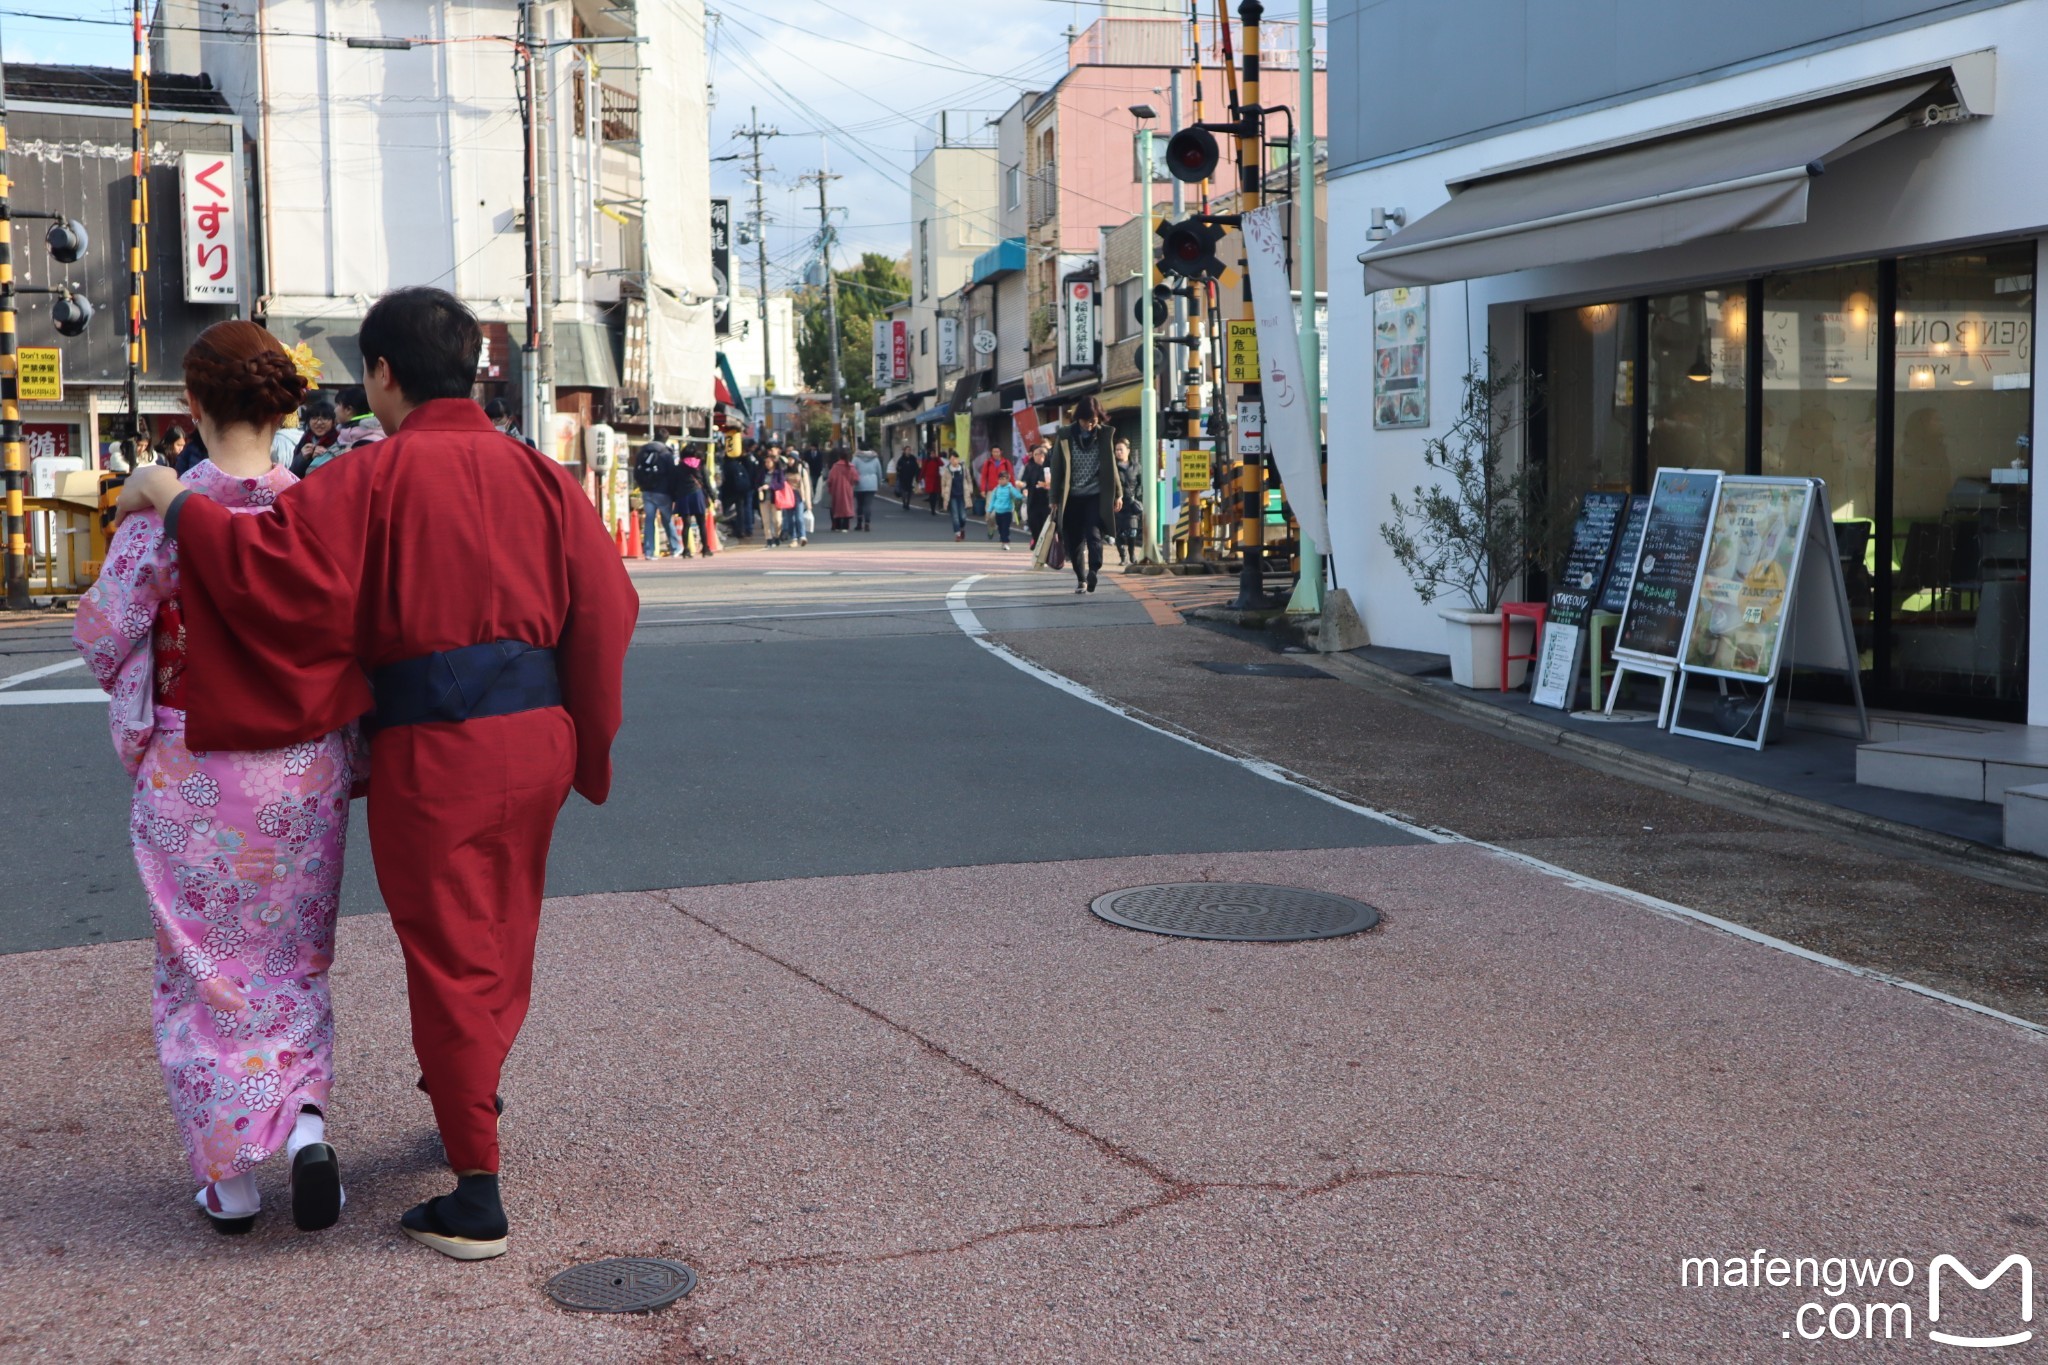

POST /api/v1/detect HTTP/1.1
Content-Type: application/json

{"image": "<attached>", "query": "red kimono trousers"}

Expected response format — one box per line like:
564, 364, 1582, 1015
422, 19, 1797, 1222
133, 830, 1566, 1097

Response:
170, 398, 638, 1172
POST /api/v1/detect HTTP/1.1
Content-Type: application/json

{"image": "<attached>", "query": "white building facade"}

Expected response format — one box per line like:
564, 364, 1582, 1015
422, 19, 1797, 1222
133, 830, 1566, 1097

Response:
159, 0, 714, 458
1327, 0, 2048, 725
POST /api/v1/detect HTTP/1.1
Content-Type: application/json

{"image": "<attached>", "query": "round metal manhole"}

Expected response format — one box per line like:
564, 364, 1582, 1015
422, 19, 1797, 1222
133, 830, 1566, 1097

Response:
1090, 883, 1380, 943
544, 1257, 698, 1314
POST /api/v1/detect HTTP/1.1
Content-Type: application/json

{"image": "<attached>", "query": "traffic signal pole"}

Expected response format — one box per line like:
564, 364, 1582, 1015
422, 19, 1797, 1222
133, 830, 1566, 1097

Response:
1230, 0, 1267, 610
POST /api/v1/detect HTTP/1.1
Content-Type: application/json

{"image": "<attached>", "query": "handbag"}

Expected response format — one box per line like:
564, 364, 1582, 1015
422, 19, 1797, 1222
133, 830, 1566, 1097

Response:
773, 486, 796, 510
1032, 515, 1059, 568
1046, 531, 1067, 571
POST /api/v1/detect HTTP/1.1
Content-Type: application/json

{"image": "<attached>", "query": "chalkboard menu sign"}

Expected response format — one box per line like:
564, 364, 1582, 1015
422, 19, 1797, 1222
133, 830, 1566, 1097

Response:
1549, 492, 1626, 629
1596, 494, 1651, 616
1614, 469, 1721, 663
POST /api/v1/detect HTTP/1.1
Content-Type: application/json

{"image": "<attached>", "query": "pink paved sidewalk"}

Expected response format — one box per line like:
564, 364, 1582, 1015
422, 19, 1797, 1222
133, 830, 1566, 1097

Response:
3, 846, 2043, 1362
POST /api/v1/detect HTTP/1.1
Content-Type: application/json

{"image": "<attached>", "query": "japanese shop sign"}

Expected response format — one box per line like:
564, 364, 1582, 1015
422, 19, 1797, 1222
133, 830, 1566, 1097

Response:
1225, 319, 1259, 384
180, 151, 240, 305
1060, 275, 1097, 374
890, 319, 910, 383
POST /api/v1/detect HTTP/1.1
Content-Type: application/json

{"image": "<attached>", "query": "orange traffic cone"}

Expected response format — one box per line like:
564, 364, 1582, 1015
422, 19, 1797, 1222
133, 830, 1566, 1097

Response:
623, 514, 642, 560
702, 513, 720, 556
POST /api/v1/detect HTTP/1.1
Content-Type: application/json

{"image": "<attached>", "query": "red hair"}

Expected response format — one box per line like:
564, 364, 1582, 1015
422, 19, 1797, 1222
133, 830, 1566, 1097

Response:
183, 320, 308, 430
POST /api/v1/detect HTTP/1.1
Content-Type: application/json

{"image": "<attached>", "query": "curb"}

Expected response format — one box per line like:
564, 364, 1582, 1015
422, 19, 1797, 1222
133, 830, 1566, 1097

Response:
1307, 647, 2048, 896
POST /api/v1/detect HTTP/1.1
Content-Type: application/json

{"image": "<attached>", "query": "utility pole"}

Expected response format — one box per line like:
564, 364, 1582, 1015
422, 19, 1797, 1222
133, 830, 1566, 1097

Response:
796, 158, 844, 442
1230, 0, 1267, 610
1285, 0, 1325, 617
126, 0, 149, 477
1135, 111, 1160, 567
734, 108, 779, 438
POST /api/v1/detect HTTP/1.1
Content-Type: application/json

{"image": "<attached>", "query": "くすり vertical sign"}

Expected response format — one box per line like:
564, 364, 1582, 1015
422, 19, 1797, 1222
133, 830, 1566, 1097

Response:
180, 152, 240, 305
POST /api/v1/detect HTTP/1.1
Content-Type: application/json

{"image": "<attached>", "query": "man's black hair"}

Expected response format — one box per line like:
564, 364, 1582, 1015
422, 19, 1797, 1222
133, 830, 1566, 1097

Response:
484, 396, 511, 421
358, 286, 481, 405
652, 426, 668, 441
336, 385, 367, 414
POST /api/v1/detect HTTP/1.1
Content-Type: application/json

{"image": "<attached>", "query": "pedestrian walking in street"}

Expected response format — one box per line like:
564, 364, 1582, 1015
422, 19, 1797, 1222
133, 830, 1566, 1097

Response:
116, 286, 637, 1262
985, 474, 1020, 548
1020, 439, 1052, 550
1114, 438, 1144, 566
672, 446, 711, 556
853, 446, 884, 531
723, 445, 759, 540
785, 451, 814, 546
1050, 397, 1118, 593
944, 450, 969, 539
291, 399, 340, 477
634, 429, 683, 558
894, 450, 918, 509
75, 320, 359, 1240
827, 448, 857, 531
921, 450, 943, 515
978, 445, 1014, 539
764, 453, 794, 547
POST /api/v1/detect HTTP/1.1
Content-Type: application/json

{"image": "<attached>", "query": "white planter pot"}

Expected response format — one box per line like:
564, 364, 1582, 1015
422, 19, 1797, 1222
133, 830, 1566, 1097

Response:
1439, 608, 1535, 691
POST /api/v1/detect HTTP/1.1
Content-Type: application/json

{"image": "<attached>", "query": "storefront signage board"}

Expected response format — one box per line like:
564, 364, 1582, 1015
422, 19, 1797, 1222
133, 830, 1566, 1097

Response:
1530, 491, 1626, 710
1596, 494, 1651, 616
1179, 448, 1211, 492
1668, 477, 1866, 751
1372, 287, 1428, 429
1605, 468, 1721, 725
180, 151, 240, 305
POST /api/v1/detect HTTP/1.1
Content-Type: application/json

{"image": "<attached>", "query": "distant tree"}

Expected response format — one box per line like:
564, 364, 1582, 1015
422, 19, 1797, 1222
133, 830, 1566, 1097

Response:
797, 252, 909, 413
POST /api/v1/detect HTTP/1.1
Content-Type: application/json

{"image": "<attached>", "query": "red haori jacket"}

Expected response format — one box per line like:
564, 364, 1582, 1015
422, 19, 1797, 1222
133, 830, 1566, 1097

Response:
170, 398, 639, 803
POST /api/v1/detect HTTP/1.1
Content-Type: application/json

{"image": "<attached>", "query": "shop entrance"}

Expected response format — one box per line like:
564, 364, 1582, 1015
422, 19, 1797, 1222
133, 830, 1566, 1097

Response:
1531, 242, 2036, 721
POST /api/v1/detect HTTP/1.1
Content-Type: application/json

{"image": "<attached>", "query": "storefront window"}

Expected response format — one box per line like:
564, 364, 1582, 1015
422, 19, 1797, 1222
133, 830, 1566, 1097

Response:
1647, 287, 1746, 473
1889, 246, 2033, 704
1535, 301, 1635, 577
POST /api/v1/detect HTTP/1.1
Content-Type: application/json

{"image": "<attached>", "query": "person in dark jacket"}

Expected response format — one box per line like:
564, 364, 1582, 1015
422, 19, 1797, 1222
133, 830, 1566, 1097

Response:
1019, 440, 1052, 548
723, 445, 759, 539
1048, 397, 1119, 594
633, 429, 683, 557
894, 450, 919, 508
290, 399, 340, 477
1113, 438, 1144, 565
670, 444, 711, 556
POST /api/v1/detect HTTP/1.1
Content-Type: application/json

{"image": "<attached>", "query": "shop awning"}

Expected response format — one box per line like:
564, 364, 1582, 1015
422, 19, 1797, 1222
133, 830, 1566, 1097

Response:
1358, 76, 1949, 292
915, 403, 952, 424
1098, 382, 1146, 412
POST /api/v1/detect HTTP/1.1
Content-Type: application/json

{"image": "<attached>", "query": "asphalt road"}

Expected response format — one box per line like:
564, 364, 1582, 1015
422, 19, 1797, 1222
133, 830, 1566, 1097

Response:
0, 499, 1411, 953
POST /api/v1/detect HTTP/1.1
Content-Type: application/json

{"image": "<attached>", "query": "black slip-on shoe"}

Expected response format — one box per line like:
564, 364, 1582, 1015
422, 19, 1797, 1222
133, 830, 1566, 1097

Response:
291, 1141, 344, 1232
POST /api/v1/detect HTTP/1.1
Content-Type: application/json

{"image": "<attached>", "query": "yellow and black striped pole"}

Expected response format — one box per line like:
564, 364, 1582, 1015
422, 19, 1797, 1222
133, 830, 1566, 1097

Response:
0, 36, 25, 610
126, 0, 149, 464
1229, 0, 1266, 608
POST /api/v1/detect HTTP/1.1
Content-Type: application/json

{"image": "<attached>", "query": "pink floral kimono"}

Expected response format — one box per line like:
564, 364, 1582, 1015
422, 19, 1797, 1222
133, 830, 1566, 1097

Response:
73, 461, 361, 1187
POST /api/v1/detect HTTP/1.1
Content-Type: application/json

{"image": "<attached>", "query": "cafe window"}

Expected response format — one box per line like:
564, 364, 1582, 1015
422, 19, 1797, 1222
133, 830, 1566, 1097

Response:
1529, 242, 2035, 720
1889, 245, 2034, 706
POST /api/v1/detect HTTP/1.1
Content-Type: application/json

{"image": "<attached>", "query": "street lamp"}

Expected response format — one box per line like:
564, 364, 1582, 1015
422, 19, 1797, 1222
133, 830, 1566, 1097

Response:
1130, 103, 1162, 568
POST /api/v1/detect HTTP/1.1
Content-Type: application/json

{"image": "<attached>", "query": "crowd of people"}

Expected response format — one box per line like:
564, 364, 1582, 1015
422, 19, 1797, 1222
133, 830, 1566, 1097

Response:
628, 398, 1146, 590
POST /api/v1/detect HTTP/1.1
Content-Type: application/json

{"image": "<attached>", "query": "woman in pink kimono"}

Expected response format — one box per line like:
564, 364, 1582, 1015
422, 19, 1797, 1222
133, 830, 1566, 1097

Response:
74, 321, 358, 1236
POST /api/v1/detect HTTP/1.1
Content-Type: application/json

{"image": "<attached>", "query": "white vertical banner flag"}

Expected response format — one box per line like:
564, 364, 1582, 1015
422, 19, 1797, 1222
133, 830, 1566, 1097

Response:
1242, 203, 1329, 555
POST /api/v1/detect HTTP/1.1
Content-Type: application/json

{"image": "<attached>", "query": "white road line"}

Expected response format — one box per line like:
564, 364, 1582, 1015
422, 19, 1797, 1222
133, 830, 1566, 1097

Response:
0, 657, 85, 690
0, 688, 106, 706
944, 573, 2048, 1044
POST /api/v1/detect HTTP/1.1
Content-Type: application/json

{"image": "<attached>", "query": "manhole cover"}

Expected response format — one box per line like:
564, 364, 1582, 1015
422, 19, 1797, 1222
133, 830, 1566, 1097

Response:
1198, 661, 1334, 680
544, 1257, 698, 1314
1090, 883, 1380, 942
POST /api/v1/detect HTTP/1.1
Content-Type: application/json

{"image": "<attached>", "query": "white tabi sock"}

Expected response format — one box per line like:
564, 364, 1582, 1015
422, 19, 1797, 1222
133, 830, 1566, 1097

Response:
202, 1171, 260, 1217
286, 1107, 326, 1161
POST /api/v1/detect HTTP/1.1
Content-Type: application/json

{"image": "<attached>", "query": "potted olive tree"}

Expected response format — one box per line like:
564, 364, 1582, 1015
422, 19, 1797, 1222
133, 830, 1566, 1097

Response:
1380, 356, 1544, 689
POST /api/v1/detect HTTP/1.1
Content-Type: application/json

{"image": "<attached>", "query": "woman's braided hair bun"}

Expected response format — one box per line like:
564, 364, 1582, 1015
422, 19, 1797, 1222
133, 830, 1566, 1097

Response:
182, 320, 311, 431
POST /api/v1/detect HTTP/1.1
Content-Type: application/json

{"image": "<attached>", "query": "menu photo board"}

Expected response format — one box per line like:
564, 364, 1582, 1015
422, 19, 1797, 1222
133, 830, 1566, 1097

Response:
1530, 491, 1626, 710
1668, 476, 1866, 750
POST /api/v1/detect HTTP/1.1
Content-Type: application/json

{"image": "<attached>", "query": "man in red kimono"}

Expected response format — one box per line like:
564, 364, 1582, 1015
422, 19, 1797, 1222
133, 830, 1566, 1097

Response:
119, 287, 639, 1260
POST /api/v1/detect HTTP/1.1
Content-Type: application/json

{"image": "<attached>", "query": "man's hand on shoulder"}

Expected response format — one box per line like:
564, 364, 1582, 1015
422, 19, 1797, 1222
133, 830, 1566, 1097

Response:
113, 466, 183, 522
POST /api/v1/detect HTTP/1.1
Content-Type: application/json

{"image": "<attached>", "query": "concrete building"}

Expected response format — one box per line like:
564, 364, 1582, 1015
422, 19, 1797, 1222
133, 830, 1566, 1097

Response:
877, 114, 999, 460
157, 0, 715, 465
724, 288, 801, 435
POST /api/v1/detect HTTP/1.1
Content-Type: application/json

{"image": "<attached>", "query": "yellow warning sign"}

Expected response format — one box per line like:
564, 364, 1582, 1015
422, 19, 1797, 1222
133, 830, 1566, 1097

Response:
1178, 447, 1211, 492
18, 347, 61, 401
1225, 320, 1259, 384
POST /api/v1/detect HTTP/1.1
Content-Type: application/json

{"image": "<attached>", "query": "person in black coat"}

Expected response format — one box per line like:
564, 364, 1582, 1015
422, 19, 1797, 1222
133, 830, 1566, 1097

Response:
1048, 396, 1120, 594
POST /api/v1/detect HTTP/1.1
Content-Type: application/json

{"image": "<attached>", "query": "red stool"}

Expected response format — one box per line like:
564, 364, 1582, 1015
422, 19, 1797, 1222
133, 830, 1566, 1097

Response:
1498, 601, 1546, 692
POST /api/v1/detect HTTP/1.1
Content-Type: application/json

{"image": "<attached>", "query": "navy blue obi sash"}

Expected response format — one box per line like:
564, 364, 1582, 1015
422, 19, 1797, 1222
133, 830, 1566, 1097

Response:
369, 640, 560, 731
